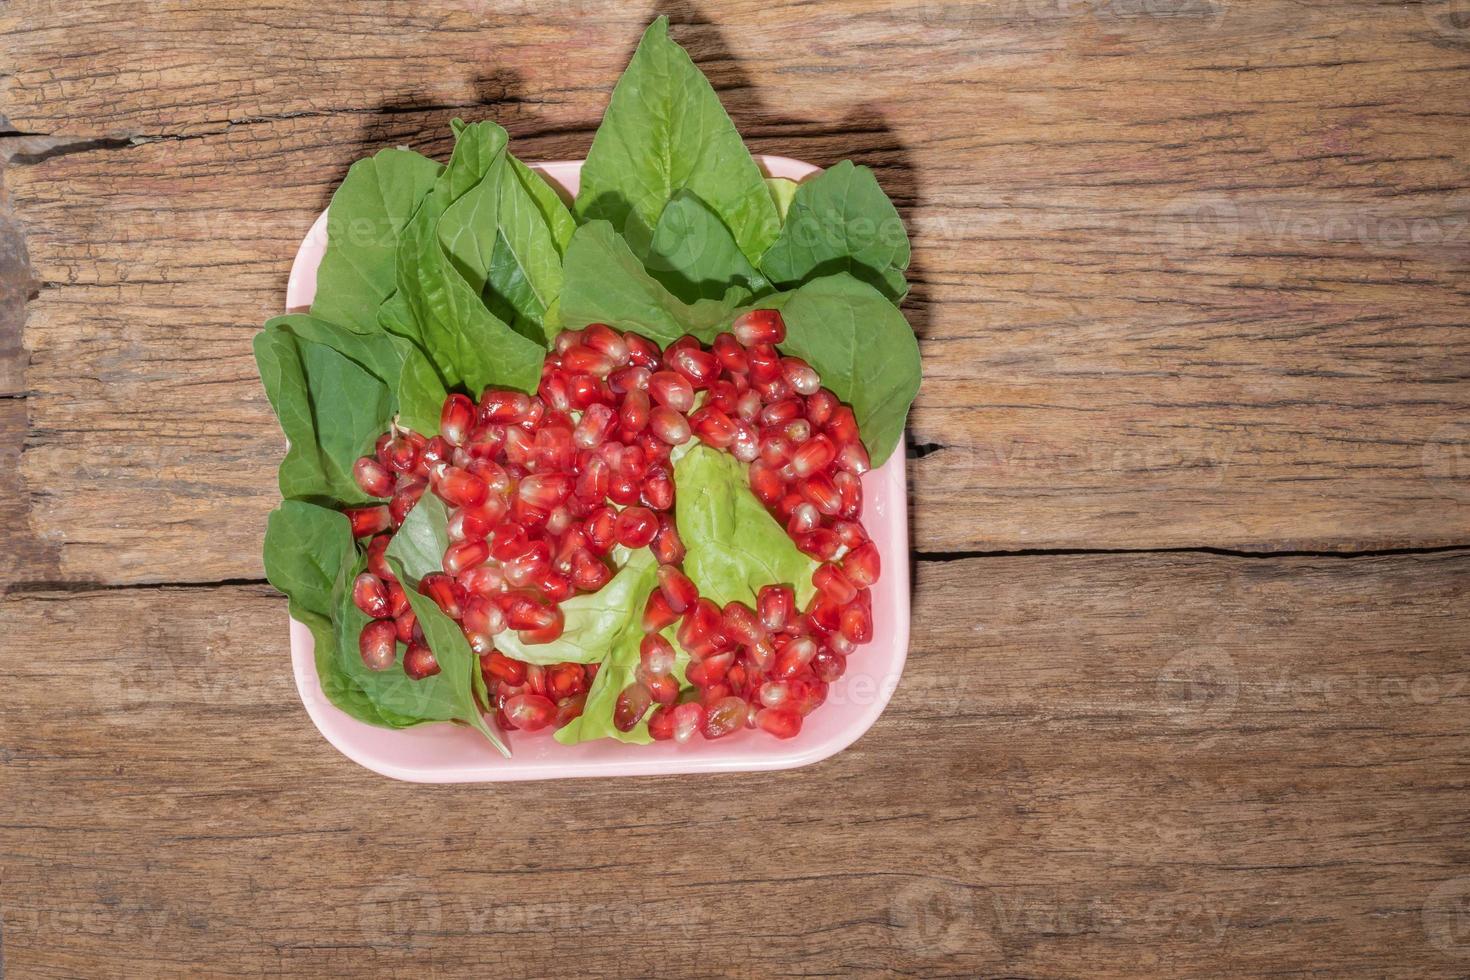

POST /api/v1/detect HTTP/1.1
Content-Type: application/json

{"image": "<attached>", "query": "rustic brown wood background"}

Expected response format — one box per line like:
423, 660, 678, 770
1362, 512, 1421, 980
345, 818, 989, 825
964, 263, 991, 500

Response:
2, 1, 1468, 976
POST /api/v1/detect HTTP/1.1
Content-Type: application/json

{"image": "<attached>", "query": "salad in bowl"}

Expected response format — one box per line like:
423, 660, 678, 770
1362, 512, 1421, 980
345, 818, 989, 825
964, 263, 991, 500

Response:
256, 18, 920, 772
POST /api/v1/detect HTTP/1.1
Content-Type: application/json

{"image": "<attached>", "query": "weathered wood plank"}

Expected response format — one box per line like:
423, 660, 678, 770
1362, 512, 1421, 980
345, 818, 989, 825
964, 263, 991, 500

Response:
2, 2, 1467, 585
2, 552, 1468, 976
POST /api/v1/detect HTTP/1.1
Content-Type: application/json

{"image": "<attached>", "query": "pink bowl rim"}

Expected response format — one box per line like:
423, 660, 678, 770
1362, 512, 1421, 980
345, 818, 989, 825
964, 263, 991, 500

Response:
282, 153, 912, 781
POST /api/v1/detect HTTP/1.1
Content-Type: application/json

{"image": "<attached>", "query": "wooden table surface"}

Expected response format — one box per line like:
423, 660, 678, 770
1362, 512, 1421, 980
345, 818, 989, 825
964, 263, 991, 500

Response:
2, 2, 1468, 976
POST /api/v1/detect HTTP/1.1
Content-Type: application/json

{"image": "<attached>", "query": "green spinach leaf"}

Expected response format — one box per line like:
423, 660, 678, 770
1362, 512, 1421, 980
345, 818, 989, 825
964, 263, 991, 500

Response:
759, 160, 910, 303
253, 322, 393, 505
310, 148, 444, 331
383, 493, 450, 589
263, 499, 353, 628
766, 273, 921, 467
575, 17, 778, 264
560, 221, 740, 346
674, 444, 819, 609
392, 122, 545, 395
646, 190, 769, 305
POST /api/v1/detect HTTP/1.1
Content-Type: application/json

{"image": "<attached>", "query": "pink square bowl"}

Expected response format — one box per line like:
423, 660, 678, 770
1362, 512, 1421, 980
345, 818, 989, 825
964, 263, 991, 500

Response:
282, 155, 911, 781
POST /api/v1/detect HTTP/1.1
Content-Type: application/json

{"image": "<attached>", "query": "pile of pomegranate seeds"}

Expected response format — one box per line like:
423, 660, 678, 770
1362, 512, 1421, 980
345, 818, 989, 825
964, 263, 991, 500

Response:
342, 312, 881, 742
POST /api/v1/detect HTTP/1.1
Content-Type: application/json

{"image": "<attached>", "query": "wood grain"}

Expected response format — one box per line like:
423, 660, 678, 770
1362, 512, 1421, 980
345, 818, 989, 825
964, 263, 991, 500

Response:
2, 552, 1468, 977
1, 1, 1467, 587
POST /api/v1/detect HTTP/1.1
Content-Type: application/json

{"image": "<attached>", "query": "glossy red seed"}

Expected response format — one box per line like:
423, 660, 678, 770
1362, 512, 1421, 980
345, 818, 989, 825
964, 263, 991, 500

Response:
505, 693, 556, 732
648, 371, 695, 412
670, 346, 719, 386
403, 641, 440, 680
503, 540, 552, 589
712, 332, 749, 373
480, 389, 532, 424
834, 520, 869, 550
394, 608, 417, 644
385, 433, 420, 473
583, 323, 630, 363
573, 403, 616, 449
774, 637, 818, 679
787, 502, 820, 536
435, 465, 488, 508
748, 461, 784, 506
701, 696, 747, 739
585, 507, 618, 553
462, 594, 507, 636
840, 598, 874, 643
805, 390, 837, 428
657, 565, 699, 614
814, 563, 859, 604
443, 539, 490, 576
555, 692, 589, 726
642, 588, 680, 634
731, 308, 786, 345
735, 389, 763, 423
646, 673, 680, 706
782, 357, 821, 396
651, 514, 685, 565
353, 456, 395, 498
812, 648, 847, 683
672, 701, 705, 743
366, 534, 394, 581
678, 598, 726, 658
483, 650, 527, 686
609, 365, 650, 394
358, 620, 398, 671
614, 682, 653, 732
614, 506, 658, 547
562, 344, 618, 376
619, 388, 651, 433
490, 522, 533, 561
790, 434, 837, 477
649, 405, 692, 446
827, 406, 860, 446
387, 580, 410, 618
799, 472, 843, 516
756, 707, 802, 739
639, 634, 676, 677
518, 610, 566, 645
843, 541, 882, 588
795, 529, 842, 560
721, 601, 765, 646
641, 466, 674, 511
834, 470, 863, 519
352, 572, 391, 618
837, 440, 871, 475
389, 479, 426, 527
624, 332, 660, 368
570, 549, 613, 592
758, 585, 795, 632
346, 505, 391, 537
419, 573, 463, 619
690, 407, 738, 449
518, 473, 574, 510
647, 704, 677, 740
761, 398, 804, 426
790, 678, 829, 716
438, 393, 475, 446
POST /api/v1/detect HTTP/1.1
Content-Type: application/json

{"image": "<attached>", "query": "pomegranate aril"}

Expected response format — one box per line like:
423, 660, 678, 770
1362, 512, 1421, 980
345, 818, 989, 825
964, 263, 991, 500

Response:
572, 403, 616, 449
657, 565, 699, 614
353, 456, 395, 498
649, 405, 692, 446
721, 601, 766, 646
834, 470, 863, 519
701, 695, 747, 739
799, 473, 843, 516
483, 650, 528, 686
759, 680, 789, 708
570, 549, 613, 592
781, 357, 821, 396
791, 434, 837, 477
783, 419, 812, 445
642, 588, 680, 634
585, 507, 618, 553
610, 365, 650, 394
790, 678, 829, 716
614, 682, 653, 732
648, 371, 695, 412
827, 406, 860, 446
479, 389, 531, 424
546, 663, 586, 700
358, 620, 398, 671
518, 473, 574, 510
538, 570, 574, 603
403, 641, 440, 680
672, 701, 705, 743
756, 707, 802, 739
367, 534, 394, 581
625, 331, 661, 368
555, 692, 589, 726
346, 506, 390, 538
503, 540, 552, 589
641, 467, 674, 511
562, 344, 618, 376
837, 440, 871, 475
732, 308, 786, 346
678, 598, 726, 657
352, 572, 391, 618
761, 398, 804, 426
670, 346, 719, 386
419, 573, 463, 619
385, 433, 420, 473
687, 650, 734, 688
614, 506, 658, 547
639, 634, 676, 676
583, 323, 630, 363
517, 610, 566, 645
806, 390, 837, 427
443, 539, 489, 576
491, 522, 533, 561
787, 502, 821, 536
619, 388, 651, 433
843, 541, 882, 587
712, 332, 749, 374
730, 422, 759, 463
840, 598, 874, 643
647, 704, 676, 740
748, 462, 784, 506
434, 466, 488, 508
758, 585, 795, 632
389, 479, 426, 527
795, 529, 842, 560
812, 648, 847, 683
463, 594, 507, 636
690, 407, 737, 449
774, 637, 818, 679
394, 608, 417, 644
834, 520, 869, 550
813, 563, 859, 604
645, 673, 680, 706
387, 580, 410, 617
735, 389, 763, 423
651, 515, 685, 565
505, 693, 556, 732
